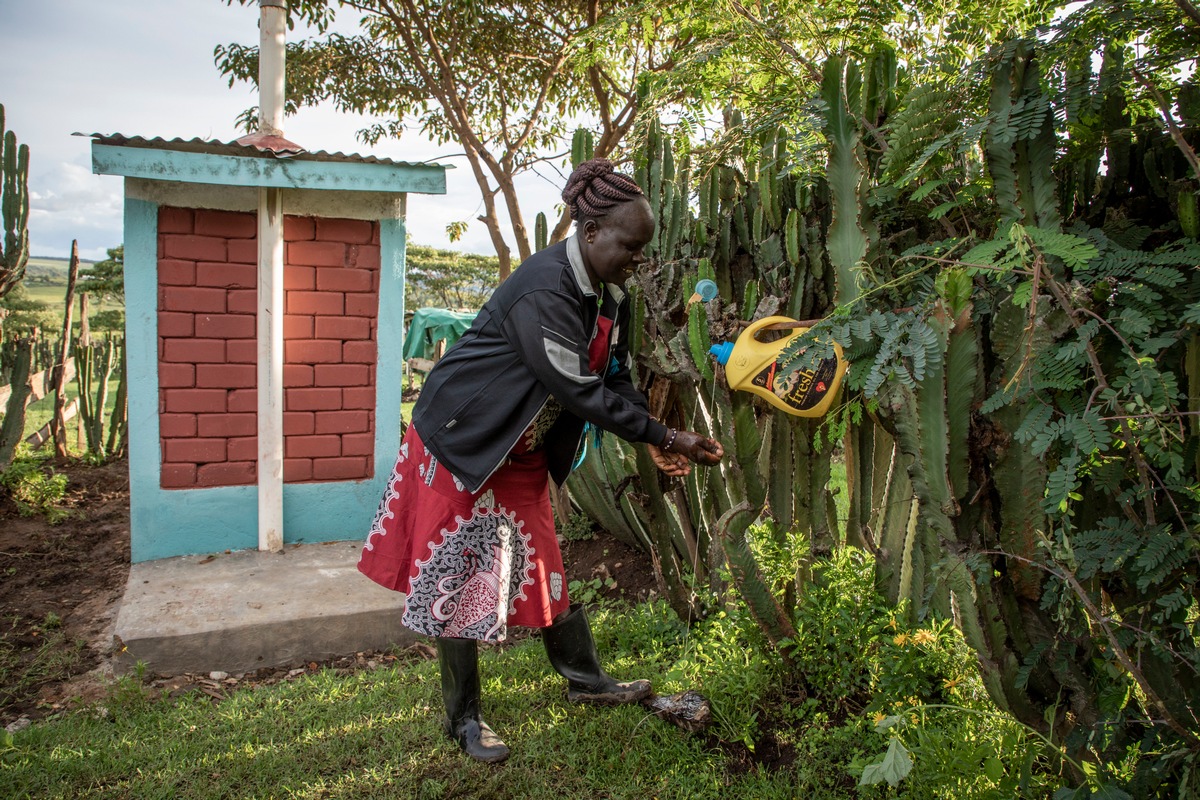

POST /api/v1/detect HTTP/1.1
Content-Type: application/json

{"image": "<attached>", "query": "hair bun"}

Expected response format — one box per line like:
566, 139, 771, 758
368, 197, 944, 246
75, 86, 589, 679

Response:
562, 157, 643, 220
562, 158, 615, 206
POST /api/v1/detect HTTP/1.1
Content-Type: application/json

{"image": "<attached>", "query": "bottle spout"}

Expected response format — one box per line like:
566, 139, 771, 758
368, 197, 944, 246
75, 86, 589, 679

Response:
709, 341, 734, 365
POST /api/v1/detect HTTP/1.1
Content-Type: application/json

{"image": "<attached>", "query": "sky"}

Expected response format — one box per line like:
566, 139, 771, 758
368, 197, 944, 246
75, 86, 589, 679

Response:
0, 0, 562, 261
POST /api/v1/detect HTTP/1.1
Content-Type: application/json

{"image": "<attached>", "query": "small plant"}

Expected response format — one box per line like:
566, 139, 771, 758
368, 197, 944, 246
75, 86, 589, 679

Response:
660, 599, 778, 750
557, 510, 597, 542
0, 447, 69, 522
781, 548, 892, 710
567, 576, 615, 606
105, 661, 152, 716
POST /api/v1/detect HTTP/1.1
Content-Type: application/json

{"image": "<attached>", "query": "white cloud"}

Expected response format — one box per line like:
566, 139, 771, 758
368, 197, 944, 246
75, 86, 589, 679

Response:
1, 0, 577, 263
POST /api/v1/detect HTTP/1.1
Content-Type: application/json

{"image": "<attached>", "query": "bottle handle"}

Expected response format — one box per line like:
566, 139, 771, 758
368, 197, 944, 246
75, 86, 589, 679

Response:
743, 315, 808, 342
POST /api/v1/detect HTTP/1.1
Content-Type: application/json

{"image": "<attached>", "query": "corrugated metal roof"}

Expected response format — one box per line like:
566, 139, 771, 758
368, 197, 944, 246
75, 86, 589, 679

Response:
76, 133, 449, 170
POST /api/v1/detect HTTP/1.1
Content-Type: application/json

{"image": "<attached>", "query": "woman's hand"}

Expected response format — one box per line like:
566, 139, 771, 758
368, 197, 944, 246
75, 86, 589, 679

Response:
648, 428, 724, 476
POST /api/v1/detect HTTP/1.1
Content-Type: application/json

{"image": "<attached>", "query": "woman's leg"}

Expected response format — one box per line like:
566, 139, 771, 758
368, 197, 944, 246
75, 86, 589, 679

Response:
541, 603, 651, 704
436, 637, 510, 763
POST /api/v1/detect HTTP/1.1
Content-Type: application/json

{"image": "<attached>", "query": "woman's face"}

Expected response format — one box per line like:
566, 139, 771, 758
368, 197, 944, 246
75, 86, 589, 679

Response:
581, 197, 656, 290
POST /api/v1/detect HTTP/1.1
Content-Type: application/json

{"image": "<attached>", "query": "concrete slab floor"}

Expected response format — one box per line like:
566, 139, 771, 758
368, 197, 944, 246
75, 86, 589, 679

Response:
113, 540, 416, 675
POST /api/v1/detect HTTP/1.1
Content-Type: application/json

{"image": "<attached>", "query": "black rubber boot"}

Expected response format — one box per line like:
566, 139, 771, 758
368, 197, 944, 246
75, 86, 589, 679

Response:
436, 637, 510, 764
541, 603, 652, 705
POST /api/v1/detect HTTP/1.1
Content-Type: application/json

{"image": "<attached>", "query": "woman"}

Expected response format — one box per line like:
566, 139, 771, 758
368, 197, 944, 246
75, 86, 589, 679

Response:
359, 159, 724, 763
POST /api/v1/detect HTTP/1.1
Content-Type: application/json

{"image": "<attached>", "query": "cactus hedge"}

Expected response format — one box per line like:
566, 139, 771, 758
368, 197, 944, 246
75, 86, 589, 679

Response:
566, 35, 1200, 782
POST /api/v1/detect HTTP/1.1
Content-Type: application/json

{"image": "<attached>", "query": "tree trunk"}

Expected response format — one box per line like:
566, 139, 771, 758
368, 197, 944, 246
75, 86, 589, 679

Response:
51, 240, 79, 457
462, 143, 514, 281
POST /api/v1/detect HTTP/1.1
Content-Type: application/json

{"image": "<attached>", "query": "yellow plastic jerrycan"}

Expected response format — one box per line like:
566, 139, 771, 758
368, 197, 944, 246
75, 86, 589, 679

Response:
708, 316, 848, 417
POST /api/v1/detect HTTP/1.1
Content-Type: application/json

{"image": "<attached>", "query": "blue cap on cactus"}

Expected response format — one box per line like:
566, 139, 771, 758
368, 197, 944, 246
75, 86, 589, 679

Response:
709, 341, 734, 365
694, 279, 718, 303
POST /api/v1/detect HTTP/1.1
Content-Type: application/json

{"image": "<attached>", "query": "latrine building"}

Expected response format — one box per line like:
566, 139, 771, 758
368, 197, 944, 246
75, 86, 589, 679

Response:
89, 134, 445, 562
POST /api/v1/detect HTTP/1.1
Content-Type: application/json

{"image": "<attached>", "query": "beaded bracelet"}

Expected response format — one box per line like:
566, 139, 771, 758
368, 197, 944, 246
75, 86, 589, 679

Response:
662, 427, 679, 451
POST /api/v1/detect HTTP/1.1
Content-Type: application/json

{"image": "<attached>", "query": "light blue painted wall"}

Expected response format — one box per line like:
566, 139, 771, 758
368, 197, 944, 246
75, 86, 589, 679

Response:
124, 199, 410, 563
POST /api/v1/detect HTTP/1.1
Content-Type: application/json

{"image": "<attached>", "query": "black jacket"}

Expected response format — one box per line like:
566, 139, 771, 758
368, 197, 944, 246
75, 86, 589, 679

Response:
411, 236, 668, 493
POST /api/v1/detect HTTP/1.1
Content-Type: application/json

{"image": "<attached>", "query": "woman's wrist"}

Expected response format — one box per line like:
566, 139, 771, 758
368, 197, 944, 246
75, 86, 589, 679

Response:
661, 427, 678, 451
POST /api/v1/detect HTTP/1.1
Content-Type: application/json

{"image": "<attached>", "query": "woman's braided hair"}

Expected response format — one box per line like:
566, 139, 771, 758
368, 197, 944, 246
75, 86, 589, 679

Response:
562, 158, 644, 221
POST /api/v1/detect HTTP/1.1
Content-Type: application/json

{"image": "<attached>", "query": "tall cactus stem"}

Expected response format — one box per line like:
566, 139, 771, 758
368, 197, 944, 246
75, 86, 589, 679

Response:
1, 104, 31, 300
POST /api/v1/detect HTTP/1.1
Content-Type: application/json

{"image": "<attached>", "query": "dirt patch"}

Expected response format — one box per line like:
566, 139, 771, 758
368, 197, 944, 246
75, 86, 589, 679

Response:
561, 529, 660, 605
0, 457, 659, 727
0, 458, 130, 726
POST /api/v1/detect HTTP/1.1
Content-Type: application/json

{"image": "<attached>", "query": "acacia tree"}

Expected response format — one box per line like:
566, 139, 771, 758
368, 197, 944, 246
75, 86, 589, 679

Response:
77, 246, 124, 303
404, 244, 499, 310
217, 0, 680, 279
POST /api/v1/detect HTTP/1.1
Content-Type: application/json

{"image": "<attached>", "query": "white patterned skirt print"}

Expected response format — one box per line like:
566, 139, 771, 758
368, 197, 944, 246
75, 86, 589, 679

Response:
358, 424, 570, 642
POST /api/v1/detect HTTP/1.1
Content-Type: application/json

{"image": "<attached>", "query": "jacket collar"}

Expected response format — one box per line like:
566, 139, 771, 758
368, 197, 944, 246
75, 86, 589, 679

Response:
566, 233, 625, 305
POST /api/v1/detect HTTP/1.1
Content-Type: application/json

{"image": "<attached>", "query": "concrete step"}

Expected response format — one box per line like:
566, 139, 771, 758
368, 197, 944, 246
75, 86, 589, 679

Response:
113, 540, 416, 674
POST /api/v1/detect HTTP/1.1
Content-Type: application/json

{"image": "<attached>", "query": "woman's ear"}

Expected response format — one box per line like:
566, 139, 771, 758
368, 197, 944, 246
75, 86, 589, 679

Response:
581, 218, 598, 244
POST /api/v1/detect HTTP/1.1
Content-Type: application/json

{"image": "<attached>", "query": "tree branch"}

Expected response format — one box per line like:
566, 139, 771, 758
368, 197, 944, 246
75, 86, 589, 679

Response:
1175, 0, 1200, 27
1132, 67, 1200, 181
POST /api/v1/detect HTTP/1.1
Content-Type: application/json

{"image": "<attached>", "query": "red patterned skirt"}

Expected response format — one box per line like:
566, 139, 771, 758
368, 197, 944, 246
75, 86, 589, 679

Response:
358, 424, 570, 642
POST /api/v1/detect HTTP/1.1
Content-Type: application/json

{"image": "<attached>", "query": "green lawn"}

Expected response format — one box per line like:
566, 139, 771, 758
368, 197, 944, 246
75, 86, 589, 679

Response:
0, 605, 834, 800
0, 591, 1064, 800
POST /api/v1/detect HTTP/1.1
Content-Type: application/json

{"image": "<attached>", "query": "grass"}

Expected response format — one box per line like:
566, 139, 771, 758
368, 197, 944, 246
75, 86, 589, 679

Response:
0, 604, 813, 800
13, 284, 120, 322
0, 598, 1062, 800
0, 572, 1067, 799
20, 377, 122, 450
0, 618, 86, 712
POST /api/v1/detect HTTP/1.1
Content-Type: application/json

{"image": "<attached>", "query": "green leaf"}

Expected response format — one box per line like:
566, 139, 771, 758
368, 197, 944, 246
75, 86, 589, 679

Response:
1013, 403, 1053, 444
1067, 412, 1112, 454
873, 714, 902, 733
1026, 226, 1098, 269
928, 200, 958, 219
939, 268, 973, 320
859, 738, 914, 787
1043, 456, 1081, 514
910, 179, 945, 202
1053, 789, 1088, 800
1183, 301, 1200, 326
1031, 419, 1063, 457
1012, 279, 1034, 307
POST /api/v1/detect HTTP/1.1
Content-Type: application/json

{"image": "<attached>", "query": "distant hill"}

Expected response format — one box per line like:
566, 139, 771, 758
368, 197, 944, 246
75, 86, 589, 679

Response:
23, 256, 96, 285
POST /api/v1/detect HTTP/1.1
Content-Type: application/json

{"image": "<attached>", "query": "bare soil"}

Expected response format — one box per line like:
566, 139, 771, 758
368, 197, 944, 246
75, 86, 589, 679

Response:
0, 457, 659, 727
0, 459, 130, 726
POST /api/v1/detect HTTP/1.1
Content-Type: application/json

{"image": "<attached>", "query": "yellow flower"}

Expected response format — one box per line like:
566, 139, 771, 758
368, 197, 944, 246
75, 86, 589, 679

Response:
887, 618, 898, 629
943, 677, 961, 690
893, 633, 910, 646
912, 630, 936, 646
873, 711, 886, 724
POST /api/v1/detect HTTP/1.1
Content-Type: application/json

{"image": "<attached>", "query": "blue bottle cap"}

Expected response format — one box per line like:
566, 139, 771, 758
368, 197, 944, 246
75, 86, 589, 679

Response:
694, 279, 718, 302
709, 341, 734, 365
